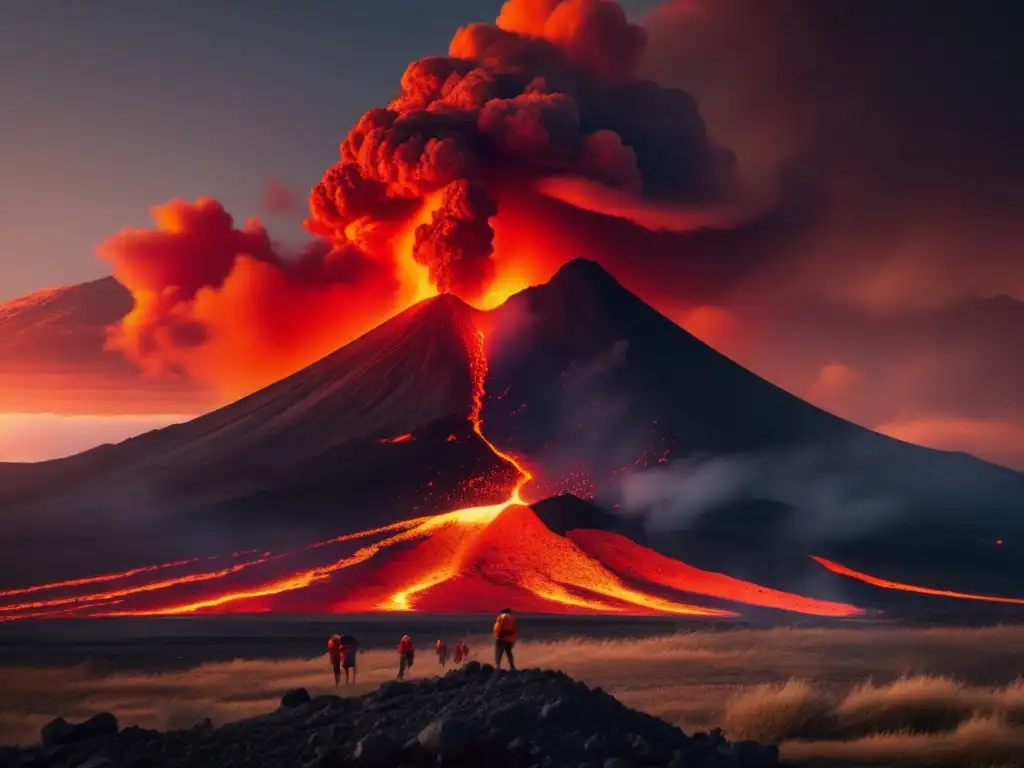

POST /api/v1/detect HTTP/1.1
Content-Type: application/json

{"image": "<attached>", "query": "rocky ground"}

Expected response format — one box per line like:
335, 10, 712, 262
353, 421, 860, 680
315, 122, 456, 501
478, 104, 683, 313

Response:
1, 663, 780, 768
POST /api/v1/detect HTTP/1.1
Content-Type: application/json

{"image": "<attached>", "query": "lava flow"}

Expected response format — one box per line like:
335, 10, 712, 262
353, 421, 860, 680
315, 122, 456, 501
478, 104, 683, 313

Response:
811, 556, 1024, 606
0, 323, 866, 621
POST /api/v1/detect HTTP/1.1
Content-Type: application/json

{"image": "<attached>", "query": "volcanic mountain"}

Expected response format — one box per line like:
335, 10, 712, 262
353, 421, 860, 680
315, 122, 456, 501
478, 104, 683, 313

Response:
0, 277, 209, 415
1, 260, 1022, 617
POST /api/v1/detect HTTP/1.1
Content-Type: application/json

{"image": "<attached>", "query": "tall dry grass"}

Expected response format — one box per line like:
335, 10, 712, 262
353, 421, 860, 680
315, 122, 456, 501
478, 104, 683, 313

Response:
3, 625, 1024, 766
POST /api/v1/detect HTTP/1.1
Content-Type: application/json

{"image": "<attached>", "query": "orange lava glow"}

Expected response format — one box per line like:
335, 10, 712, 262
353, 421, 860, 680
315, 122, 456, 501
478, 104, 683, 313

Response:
377, 433, 415, 444
569, 532, 863, 617
811, 556, 1024, 606
0, 324, 864, 622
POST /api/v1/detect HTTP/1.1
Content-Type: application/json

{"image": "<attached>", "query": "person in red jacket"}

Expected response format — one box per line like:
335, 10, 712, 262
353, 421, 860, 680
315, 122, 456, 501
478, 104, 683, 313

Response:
453, 639, 469, 665
397, 634, 415, 680
327, 634, 343, 688
435, 639, 449, 668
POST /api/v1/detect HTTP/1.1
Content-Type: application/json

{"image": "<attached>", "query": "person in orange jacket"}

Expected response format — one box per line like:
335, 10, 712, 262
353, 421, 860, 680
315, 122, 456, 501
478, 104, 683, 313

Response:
327, 634, 343, 688
397, 634, 415, 680
454, 639, 469, 665
435, 639, 449, 668
493, 608, 517, 671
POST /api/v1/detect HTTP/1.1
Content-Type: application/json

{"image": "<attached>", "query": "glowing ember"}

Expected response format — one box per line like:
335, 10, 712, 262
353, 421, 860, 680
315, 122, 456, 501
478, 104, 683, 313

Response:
811, 556, 1024, 606
377, 433, 415, 444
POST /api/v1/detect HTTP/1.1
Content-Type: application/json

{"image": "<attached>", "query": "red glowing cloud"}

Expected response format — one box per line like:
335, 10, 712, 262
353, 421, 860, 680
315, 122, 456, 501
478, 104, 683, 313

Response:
97, 198, 399, 399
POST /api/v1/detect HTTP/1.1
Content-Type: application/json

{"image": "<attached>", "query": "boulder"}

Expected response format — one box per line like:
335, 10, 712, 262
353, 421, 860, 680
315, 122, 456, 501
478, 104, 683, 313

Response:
352, 732, 402, 765
77, 758, 113, 768
315, 746, 345, 768
40, 717, 71, 747
280, 687, 312, 709
379, 681, 415, 699
417, 717, 477, 761
40, 713, 118, 746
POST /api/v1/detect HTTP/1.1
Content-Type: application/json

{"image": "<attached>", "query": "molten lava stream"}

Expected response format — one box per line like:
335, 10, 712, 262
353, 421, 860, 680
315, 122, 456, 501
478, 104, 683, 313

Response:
0, 557, 201, 598
569, 531, 863, 617
811, 556, 1024, 606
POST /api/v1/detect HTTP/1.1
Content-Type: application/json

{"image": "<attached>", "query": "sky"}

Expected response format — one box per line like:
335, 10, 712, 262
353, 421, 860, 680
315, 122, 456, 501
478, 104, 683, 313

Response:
1, 0, 1022, 469
0, 0, 662, 300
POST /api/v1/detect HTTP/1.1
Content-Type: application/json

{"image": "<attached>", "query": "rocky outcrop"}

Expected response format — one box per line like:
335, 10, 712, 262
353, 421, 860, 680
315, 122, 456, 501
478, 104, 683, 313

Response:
5, 665, 780, 767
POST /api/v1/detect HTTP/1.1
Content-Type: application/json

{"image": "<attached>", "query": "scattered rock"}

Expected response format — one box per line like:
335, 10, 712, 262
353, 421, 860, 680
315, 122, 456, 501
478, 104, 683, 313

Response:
315, 746, 345, 768
10, 669, 778, 768
417, 717, 476, 761
352, 732, 401, 765
280, 687, 312, 709
40, 713, 118, 747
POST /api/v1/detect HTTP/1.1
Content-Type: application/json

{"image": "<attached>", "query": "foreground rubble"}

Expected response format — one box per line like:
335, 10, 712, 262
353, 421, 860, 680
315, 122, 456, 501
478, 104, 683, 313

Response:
3, 663, 780, 767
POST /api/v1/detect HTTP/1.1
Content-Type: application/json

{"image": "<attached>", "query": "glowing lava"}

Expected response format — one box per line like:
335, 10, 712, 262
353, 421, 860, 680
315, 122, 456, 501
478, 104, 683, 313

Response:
811, 556, 1024, 606
377, 433, 415, 444
0, 323, 865, 622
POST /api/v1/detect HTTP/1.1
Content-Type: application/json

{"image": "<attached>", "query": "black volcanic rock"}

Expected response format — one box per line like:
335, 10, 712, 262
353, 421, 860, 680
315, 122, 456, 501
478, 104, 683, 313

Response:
5, 669, 779, 768
531, 494, 647, 541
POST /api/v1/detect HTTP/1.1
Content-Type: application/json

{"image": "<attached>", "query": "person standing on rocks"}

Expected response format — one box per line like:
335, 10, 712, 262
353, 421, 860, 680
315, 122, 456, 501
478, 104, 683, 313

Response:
493, 608, 517, 671
435, 639, 449, 668
454, 639, 469, 664
397, 634, 415, 680
340, 633, 359, 685
327, 634, 343, 688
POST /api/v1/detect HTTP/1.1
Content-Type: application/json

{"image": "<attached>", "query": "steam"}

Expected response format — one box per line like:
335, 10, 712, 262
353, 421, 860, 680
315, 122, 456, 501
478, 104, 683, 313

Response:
618, 441, 902, 542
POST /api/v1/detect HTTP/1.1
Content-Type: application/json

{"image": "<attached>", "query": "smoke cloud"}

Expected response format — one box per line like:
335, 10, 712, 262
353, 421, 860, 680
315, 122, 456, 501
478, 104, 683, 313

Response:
97, 198, 398, 399
306, 0, 734, 301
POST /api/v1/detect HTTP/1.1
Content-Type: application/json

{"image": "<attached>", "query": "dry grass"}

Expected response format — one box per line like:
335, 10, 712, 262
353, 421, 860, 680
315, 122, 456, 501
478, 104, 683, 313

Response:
3, 625, 1024, 767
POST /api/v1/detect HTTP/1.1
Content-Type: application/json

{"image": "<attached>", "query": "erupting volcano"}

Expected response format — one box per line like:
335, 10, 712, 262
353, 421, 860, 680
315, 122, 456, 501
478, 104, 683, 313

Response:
3, 258, 1024, 621
0, 299, 865, 622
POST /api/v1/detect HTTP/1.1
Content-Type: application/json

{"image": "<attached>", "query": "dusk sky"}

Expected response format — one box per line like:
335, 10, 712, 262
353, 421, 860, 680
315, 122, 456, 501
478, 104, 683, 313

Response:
1, 0, 1022, 470
0, 0, 660, 300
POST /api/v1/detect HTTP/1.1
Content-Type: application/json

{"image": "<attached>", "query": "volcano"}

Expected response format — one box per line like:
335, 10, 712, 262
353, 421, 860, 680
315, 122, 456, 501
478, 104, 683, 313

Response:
1, 260, 1023, 618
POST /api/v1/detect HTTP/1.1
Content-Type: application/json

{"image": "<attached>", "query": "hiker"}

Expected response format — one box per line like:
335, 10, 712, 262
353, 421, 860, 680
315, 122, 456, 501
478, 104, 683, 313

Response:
493, 608, 517, 671
435, 639, 449, 667
327, 634, 343, 688
397, 634, 415, 680
339, 633, 359, 685
454, 639, 469, 665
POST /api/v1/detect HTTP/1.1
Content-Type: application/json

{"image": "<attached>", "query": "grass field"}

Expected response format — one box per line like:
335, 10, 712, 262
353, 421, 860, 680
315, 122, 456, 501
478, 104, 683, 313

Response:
3, 623, 1024, 766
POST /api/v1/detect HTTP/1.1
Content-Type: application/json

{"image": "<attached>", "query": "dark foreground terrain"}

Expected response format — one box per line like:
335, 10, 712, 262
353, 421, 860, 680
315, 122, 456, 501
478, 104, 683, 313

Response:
4, 620, 1024, 766
2, 664, 779, 768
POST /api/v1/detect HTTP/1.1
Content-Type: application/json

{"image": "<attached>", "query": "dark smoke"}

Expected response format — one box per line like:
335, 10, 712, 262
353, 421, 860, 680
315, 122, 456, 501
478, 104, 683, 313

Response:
307, 0, 734, 299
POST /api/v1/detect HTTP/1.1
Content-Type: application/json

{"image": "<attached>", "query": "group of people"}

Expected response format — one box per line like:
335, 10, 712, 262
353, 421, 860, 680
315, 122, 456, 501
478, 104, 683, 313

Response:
432, 638, 470, 668
326, 608, 519, 687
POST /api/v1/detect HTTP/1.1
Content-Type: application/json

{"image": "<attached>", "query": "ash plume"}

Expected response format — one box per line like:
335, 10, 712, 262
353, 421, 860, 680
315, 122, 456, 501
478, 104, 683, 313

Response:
306, 0, 735, 301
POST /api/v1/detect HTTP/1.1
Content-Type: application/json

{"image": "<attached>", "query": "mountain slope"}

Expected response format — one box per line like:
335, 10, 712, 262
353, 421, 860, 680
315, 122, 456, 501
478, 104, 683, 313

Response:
0, 277, 207, 414
2, 260, 1022, 592
0, 295, 506, 583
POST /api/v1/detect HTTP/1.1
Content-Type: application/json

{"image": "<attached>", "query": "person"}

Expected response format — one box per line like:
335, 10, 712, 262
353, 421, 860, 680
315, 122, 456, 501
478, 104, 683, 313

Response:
435, 639, 449, 668
327, 634, 343, 688
339, 633, 360, 685
493, 608, 517, 671
397, 634, 415, 680
454, 639, 469, 665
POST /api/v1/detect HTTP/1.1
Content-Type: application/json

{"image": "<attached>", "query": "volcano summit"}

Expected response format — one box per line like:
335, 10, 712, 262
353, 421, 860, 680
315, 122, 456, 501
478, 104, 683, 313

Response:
1, 261, 1022, 620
